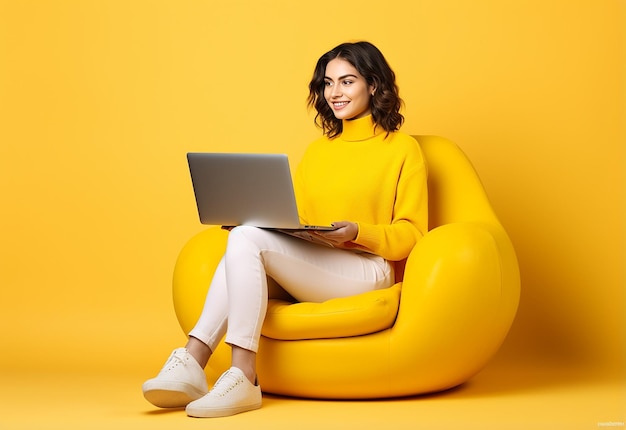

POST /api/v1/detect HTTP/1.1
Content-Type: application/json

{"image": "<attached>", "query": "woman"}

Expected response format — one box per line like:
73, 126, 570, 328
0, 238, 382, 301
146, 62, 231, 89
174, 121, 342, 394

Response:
142, 41, 428, 418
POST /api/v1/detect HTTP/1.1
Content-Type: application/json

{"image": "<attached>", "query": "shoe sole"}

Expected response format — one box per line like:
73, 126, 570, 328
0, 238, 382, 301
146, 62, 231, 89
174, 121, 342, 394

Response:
143, 381, 207, 408
186, 401, 262, 418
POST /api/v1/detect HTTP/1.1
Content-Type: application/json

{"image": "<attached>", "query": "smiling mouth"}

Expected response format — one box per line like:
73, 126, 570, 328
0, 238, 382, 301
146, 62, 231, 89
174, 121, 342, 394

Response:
333, 101, 349, 109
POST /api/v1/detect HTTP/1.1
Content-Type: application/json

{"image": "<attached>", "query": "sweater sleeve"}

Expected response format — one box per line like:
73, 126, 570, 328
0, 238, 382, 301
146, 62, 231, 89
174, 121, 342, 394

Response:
347, 145, 428, 261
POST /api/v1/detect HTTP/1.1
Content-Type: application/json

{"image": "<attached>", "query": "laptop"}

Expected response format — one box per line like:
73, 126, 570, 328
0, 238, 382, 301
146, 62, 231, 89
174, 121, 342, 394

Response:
187, 153, 336, 231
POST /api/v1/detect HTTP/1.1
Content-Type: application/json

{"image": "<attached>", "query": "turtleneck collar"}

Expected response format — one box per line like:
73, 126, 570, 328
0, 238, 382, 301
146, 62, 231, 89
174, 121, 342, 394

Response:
339, 115, 383, 142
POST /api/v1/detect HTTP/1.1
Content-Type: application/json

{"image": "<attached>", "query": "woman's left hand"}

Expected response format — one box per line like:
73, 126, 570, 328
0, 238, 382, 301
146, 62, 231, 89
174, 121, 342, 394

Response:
311, 221, 358, 247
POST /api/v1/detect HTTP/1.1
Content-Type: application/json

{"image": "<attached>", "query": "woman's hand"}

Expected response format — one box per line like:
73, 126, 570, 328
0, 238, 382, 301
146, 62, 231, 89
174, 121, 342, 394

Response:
311, 221, 358, 247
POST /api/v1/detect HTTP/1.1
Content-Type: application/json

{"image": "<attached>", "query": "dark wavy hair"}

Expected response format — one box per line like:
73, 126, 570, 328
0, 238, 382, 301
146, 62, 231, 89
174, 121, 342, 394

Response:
307, 41, 404, 139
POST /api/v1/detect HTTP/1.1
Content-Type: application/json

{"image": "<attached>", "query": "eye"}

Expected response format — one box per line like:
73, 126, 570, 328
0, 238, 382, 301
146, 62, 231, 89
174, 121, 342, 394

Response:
342, 79, 353, 85
324, 80, 332, 87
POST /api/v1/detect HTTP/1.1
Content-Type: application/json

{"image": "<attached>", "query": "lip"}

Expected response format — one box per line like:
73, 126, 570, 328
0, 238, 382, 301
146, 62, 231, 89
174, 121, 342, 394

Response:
332, 101, 350, 110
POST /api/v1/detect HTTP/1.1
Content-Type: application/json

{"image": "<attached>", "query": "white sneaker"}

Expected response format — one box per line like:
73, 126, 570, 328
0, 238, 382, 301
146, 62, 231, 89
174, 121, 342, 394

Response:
142, 348, 208, 408
185, 367, 262, 418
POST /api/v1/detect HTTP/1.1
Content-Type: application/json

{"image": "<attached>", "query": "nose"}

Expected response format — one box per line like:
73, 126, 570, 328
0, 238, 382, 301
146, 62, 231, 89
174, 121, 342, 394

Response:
329, 83, 342, 99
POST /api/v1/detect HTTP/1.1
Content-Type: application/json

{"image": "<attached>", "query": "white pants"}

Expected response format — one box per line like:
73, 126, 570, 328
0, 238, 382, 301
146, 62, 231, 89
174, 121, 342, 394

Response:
188, 226, 394, 353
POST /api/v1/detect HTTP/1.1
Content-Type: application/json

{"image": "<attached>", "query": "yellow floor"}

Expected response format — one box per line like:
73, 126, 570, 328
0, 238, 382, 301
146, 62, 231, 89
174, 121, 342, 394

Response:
1, 360, 623, 430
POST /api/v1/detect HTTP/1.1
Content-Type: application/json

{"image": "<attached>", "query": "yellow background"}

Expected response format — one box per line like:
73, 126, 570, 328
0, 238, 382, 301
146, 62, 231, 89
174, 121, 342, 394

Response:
0, 0, 623, 428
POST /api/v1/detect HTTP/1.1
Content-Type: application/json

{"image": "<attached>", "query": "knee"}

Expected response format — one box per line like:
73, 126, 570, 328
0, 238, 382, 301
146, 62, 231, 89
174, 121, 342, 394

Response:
225, 226, 269, 262
229, 225, 258, 239
227, 225, 263, 248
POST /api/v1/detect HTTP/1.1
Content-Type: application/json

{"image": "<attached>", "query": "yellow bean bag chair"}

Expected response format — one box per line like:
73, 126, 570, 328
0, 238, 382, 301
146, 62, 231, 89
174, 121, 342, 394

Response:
172, 135, 520, 399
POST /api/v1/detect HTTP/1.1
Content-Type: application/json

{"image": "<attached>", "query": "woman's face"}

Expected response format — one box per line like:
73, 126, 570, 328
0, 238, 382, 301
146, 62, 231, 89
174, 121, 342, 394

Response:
324, 58, 374, 121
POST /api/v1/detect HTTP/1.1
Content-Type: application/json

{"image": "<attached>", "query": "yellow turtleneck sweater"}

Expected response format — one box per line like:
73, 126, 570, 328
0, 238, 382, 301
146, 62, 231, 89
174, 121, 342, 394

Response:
294, 115, 428, 262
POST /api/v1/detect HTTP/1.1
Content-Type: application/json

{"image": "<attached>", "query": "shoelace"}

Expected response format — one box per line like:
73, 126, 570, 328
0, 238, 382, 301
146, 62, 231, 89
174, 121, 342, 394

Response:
163, 349, 187, 372
209, 370, 243, 397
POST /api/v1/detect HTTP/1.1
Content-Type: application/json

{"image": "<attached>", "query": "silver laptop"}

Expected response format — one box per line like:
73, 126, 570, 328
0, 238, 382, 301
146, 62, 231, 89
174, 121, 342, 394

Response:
187, 153, 335, 231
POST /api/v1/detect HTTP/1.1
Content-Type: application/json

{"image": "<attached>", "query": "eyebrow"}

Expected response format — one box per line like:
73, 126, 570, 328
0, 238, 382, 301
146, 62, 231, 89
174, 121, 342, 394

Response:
324, 74, 359, 81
